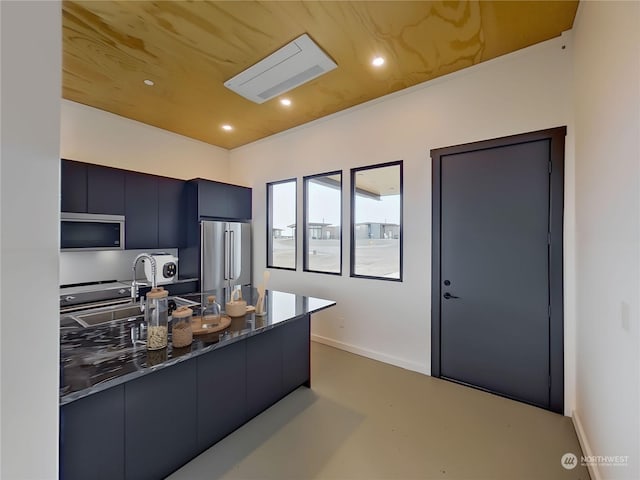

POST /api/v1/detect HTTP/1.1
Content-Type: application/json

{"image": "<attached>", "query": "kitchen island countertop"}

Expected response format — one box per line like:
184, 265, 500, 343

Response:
60, 287, 335, 405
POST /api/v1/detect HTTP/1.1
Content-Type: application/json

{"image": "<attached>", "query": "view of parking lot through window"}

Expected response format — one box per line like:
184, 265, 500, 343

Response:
267, 180, 296, 269
304, 172, 341, 274
268, 164, 401, 279
352, 163, 402, 280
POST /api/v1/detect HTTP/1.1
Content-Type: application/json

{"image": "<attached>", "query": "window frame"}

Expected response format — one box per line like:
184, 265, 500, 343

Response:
350, 160, 403, 282
303, 170, 343, 276
266, 178, 297, 271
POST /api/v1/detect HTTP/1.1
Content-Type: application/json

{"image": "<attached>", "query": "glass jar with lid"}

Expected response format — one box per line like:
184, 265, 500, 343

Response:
202, 295, 221, 325
171, 306, 193, 348
145, 287, 168, 350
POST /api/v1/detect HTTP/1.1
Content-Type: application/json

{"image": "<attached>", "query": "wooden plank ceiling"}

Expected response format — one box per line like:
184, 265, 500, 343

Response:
63, 1, 578, 149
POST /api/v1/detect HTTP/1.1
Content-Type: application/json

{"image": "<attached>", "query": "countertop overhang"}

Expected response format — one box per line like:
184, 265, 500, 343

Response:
60, 288, 335, 405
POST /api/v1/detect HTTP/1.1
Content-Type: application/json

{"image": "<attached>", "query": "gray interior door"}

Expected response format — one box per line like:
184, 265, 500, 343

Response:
432, 129, 566, 411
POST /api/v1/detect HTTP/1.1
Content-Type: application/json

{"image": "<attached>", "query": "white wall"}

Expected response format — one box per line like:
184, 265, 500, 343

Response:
573, 1, 640, 479
0, 2, 61, 478
230, 35, 576, 413
61, 100, 231, 182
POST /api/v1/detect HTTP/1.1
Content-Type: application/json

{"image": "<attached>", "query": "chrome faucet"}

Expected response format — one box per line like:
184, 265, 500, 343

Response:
131, 253, 157, 305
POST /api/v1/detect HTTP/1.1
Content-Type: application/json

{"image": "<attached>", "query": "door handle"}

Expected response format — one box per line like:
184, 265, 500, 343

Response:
200, 222, 206, 283
443, 292, 459, 299
223, 230, 229, 280
229, 230, 235, 280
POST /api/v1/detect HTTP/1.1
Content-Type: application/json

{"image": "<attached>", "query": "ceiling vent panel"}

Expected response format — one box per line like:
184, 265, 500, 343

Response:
224, 34, 337, 104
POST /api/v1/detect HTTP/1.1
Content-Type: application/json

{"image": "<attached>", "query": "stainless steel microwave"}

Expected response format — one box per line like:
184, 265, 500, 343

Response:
60, 212, 125, 251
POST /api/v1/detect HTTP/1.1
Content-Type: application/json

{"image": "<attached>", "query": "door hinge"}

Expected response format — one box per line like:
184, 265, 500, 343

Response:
548, 161, 552, 173
548, 233, 551, 245
549, 376, 552, 389
548, 305, 552, 317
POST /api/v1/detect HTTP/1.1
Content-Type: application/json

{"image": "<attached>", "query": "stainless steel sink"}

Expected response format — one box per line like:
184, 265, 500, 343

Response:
72, 304, 144, 328
65, 296, 200, 328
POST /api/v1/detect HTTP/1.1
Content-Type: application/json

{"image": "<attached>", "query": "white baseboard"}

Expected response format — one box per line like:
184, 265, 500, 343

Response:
311, 334, 429, 375
572, 409, 601, 480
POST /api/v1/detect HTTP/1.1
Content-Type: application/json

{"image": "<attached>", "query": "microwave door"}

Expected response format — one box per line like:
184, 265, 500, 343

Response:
60, 219, 123, 250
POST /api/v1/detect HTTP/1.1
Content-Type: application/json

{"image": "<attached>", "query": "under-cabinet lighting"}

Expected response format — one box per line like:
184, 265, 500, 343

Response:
372, 56, 385, 67
221, 124, 233, 131
143, 79, 155, 86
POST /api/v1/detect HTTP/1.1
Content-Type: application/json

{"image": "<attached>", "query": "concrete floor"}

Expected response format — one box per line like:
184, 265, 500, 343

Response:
168, 342, 589, 480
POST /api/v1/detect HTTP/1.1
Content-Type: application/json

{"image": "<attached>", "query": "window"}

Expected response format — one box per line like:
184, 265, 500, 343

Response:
267, 179, 297, 269
303, 171, 342, 274
350, 161, 403, 281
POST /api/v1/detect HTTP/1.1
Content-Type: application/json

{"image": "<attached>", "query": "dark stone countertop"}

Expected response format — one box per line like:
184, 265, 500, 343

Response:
60, 287, 335, 406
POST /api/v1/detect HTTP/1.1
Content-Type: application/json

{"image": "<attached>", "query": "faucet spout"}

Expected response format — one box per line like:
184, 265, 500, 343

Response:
131, 253, 157, 302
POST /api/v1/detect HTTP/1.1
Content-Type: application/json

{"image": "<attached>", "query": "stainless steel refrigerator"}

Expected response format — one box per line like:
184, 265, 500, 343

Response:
200, 221, 251, 291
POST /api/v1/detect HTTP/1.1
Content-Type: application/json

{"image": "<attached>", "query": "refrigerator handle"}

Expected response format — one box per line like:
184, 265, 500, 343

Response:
224, 229, 229, 280
230, 230, 235, 280
200, 222, 204, 287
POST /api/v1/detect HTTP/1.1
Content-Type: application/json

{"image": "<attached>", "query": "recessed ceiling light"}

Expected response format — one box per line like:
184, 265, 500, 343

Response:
372, 56, 385, 67
143, 79, 155, 86
221, 124, 233, 131
280, 98, 292, 107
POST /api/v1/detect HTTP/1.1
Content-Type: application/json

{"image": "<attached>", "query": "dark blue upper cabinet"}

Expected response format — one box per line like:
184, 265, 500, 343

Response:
61, 160, 125, 215
60, 161, 249, 253
158, 176, 185, 248
190, 179, 252, 220
180, 179, 251, 279
125, 172, 159, 249
61, 159, 87, 213
87, 164, 125, 215
125, 173, 186, 250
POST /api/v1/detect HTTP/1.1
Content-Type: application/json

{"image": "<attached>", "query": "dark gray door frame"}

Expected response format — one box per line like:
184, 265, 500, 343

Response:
431, 126, 566, 414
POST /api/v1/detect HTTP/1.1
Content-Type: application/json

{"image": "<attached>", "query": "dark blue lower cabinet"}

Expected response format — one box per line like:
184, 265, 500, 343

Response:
197, 340, 247, 451
60, 317, 312, 479
283, 316, 311, 392
246, 327, 285, 418
60, 385, 125, 480
124, 359, 197, 480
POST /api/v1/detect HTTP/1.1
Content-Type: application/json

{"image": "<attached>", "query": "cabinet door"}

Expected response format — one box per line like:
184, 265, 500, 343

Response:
282, 315, 311, 393
197, 341, 247, 451
125, 360, 197, 480
125, 172, 158, 249
60, 385, 125, 480
158, 176, 184, 248
61, 159, 87, 213
246, 327, 283, 418
87, 164, 125, 214
198, 180, 252, 220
